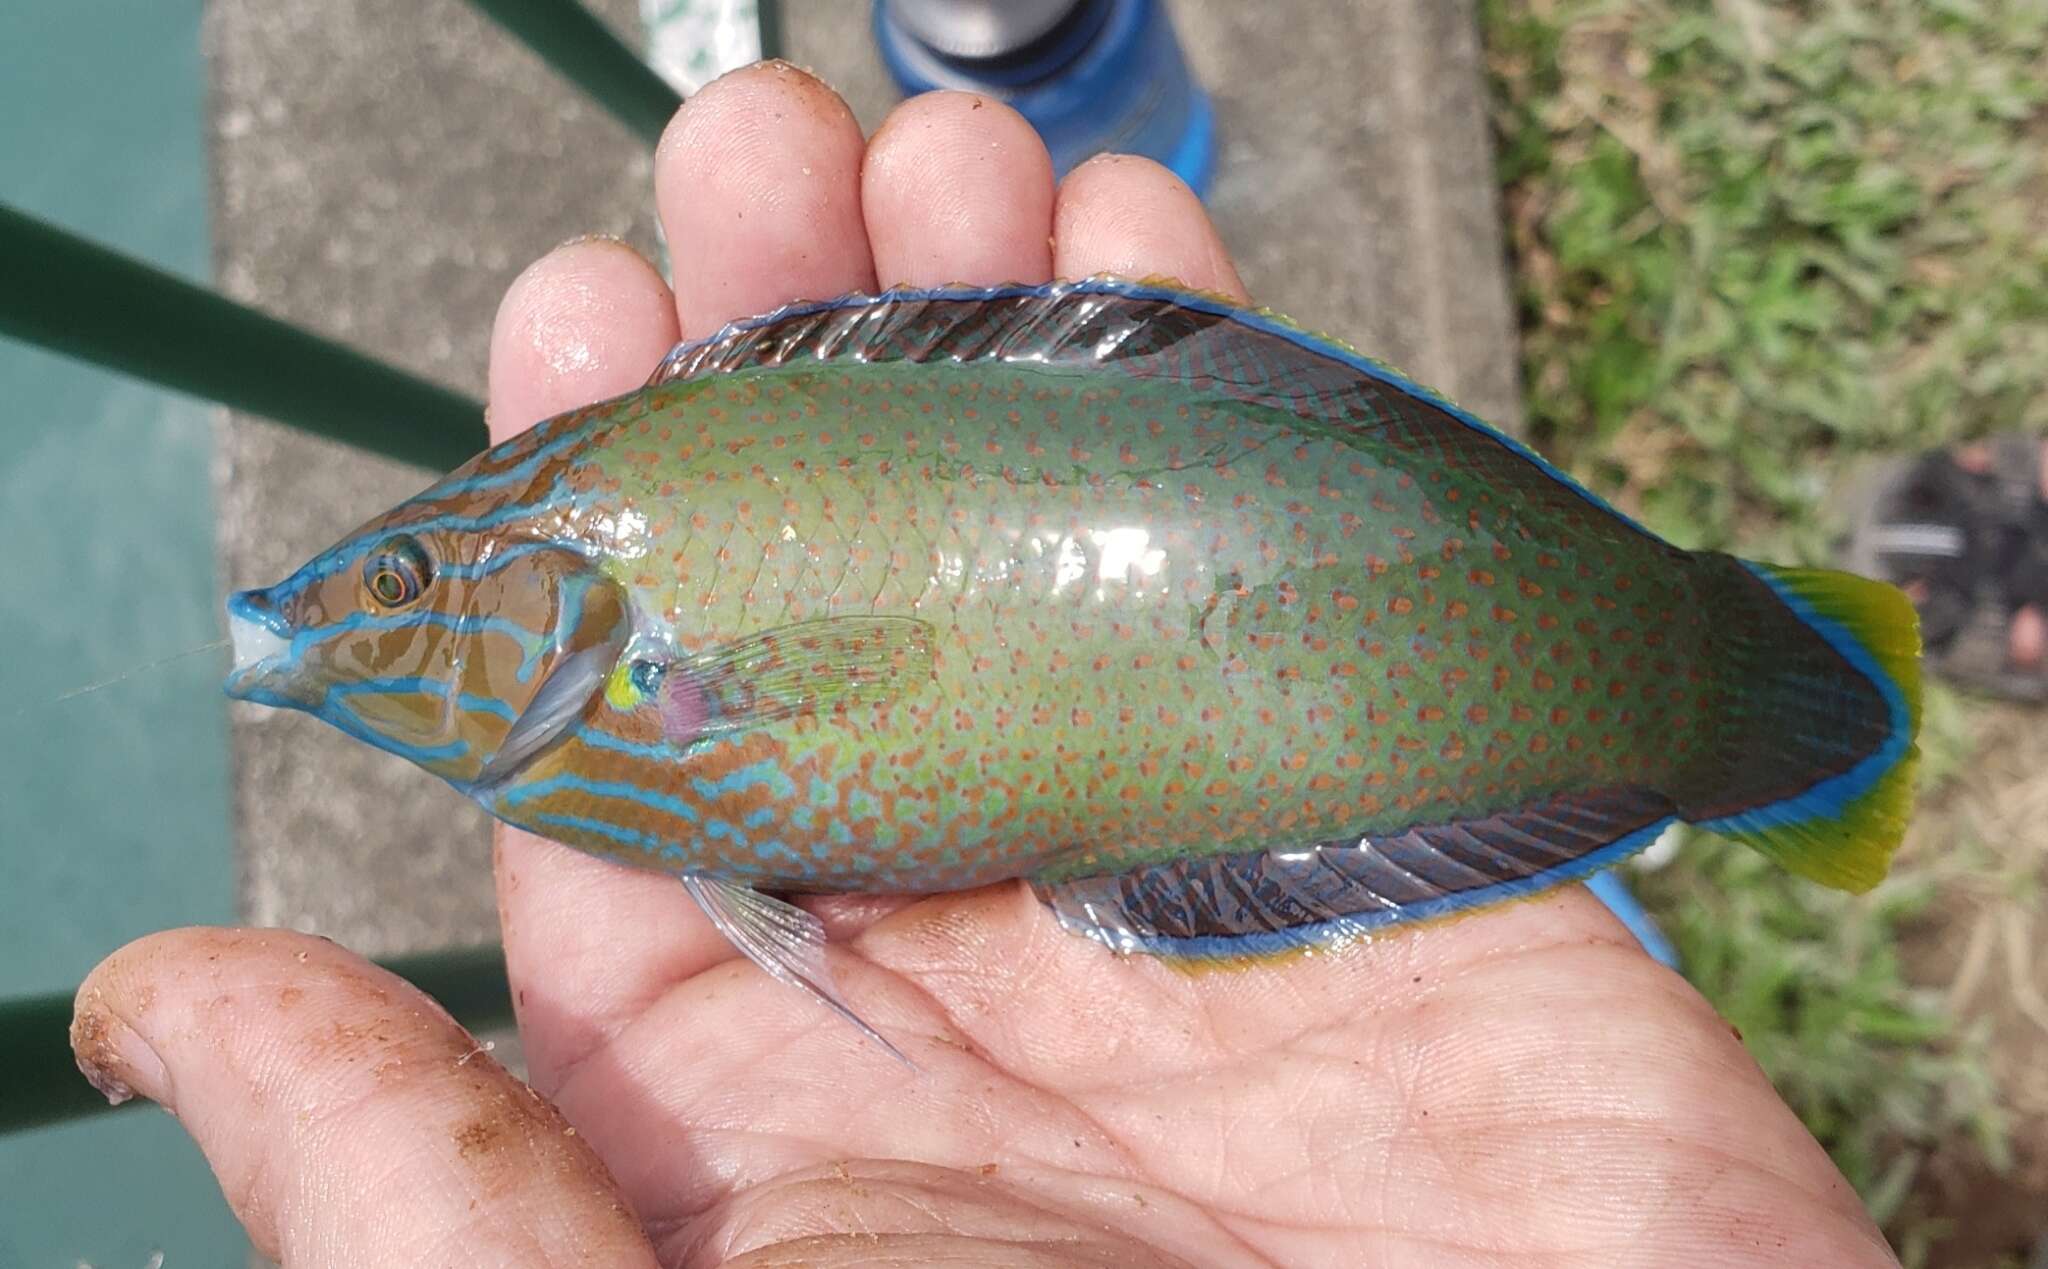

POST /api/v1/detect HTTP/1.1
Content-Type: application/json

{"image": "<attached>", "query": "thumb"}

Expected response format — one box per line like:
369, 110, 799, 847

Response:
71, 927, 659, 1268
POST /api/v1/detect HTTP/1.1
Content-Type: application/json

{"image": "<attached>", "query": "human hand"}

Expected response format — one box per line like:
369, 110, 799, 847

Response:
73, 65, 1900, 1267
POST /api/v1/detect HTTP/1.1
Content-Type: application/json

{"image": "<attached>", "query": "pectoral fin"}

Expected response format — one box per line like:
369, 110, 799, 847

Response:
653, 617, 934, 744
475, 644, 615, 786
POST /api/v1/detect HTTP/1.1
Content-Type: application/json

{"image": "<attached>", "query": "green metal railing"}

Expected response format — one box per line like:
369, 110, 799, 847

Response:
470, 0, 686, 147
0, 204, 488, 471
0, 0, 774, 1137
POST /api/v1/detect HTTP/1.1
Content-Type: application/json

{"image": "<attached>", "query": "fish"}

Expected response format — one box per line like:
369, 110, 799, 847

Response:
224, 277, 1921, 1051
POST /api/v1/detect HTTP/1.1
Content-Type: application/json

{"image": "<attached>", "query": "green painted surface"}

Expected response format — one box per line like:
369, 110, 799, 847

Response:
0, 0, 244, 1263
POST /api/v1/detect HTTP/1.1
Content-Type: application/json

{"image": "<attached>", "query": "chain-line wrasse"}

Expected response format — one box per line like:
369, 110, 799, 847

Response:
225, 277, 1921, 1055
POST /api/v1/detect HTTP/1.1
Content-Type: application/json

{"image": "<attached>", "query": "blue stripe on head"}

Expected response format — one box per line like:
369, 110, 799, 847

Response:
298, 609, 551, 679
313, 674, 478, 766
245, 675, 520, 773
271, 691, 473, 769
268, 477, 594, 599
430, 416, 609, 500
229, 588, 292, 637
437, 539, 595, 582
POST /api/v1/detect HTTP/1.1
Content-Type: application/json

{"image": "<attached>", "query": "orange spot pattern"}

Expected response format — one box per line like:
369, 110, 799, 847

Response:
459, 302, 1718, 890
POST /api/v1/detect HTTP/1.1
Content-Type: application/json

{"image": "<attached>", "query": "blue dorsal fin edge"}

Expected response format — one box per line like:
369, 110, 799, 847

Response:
646, 276, 1661, 542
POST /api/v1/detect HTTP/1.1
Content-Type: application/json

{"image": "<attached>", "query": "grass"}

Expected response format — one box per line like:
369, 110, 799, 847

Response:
1479, 1, 2047, 1262
1482, 0, 2047, 557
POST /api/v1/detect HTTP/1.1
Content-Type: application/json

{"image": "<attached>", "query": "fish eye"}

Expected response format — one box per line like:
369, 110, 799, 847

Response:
363, 535, 433, 610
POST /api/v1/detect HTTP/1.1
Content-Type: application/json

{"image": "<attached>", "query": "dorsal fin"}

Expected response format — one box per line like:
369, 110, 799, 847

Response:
652, 276, 1386, 389
648, 276, 1661, 548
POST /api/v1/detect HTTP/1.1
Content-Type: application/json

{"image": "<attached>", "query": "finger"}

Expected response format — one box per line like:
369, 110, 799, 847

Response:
799, 892, 922, 941
487, 236, 680, 423
2012, 603, 2044, 670
656, 61, 876, 337
862, 91, 1055, 289
72, 928, 658, 1268
488, 240, 736, 1092
1052, 154, 1248, 301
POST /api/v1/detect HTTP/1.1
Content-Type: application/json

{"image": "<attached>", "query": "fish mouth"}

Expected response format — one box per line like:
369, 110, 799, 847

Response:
223, 588, 303, 703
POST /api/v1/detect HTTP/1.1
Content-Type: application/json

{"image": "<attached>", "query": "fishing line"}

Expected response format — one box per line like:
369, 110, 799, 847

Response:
9, 639, 231, 719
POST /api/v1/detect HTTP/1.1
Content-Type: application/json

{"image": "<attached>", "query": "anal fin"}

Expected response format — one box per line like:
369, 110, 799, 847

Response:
1035, 787, 1678, 959
680, 875, 912, 1068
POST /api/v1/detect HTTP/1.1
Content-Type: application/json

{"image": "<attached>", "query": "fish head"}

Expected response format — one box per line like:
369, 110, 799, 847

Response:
225, 509, 631, 787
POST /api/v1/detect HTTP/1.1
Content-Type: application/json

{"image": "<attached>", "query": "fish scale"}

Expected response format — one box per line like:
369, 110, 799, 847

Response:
514, 355, 1696, 890
224, 278, 1920, 1037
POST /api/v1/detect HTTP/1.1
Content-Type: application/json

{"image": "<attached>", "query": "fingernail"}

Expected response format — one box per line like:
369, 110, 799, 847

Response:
757, 58, 824, 83
71, 998, 171, 1110
551, 232, 631, 255
704, 58, 827, 97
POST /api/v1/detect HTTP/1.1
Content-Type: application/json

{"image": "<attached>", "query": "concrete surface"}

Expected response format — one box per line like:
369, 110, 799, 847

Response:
210, 0, 658, 954
211, 0, 1522, 963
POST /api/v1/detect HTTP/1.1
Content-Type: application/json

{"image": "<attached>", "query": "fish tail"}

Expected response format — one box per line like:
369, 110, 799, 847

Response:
1682, 557, 1923, 892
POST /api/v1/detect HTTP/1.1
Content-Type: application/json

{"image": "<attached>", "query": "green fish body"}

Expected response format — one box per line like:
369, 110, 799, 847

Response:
226, 279, 1920, 1030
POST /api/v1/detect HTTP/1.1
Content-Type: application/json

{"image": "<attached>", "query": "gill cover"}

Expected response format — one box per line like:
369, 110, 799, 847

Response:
462, 549, 631, 788
229, 528, 630, 787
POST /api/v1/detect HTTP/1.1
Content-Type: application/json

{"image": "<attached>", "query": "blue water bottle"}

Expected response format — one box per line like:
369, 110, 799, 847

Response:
873, 0, 1216, 196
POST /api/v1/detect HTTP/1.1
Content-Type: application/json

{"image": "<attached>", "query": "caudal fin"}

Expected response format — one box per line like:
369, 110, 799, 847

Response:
1690, 561, 1922, 893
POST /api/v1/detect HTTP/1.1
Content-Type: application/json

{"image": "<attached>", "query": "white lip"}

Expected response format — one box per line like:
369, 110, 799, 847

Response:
230, 611, 291, 676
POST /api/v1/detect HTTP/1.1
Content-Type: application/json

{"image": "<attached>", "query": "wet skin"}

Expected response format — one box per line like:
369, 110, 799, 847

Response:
72, 67, 1900, 1268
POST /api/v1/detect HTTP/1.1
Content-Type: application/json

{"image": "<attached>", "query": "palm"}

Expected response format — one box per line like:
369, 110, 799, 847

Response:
73, 66, 1895, 1267
509, 839, 1885, 1266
